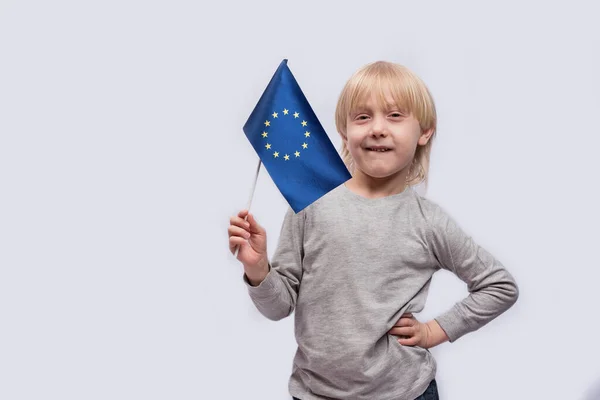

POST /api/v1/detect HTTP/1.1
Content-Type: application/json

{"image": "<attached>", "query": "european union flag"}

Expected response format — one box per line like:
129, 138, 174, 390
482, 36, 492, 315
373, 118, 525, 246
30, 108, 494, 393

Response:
243, 59, 351, 213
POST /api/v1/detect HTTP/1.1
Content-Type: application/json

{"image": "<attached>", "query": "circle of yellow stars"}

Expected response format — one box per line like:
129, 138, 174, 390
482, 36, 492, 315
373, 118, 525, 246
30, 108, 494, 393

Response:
261, 108, 310, 161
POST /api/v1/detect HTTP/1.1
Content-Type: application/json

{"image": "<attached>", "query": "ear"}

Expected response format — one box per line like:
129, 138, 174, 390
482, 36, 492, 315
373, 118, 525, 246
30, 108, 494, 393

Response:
418, 128, 434, 146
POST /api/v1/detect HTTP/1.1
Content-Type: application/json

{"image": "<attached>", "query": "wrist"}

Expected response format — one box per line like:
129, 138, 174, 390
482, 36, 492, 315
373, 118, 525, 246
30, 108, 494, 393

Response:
423, 320, 449, 348
245, 258, 270, 286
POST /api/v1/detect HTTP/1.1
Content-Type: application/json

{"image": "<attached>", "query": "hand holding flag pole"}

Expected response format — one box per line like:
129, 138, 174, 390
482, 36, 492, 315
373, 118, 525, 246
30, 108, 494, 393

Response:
233, 159, 262, 258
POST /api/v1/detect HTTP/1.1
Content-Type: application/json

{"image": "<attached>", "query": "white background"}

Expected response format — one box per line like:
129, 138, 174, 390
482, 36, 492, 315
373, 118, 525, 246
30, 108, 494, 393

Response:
1, 1, 599, 399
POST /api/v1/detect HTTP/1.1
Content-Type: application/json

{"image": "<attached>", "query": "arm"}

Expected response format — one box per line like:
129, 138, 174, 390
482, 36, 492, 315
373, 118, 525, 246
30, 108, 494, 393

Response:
242, 207, 305, 321
427, 202, 519, 342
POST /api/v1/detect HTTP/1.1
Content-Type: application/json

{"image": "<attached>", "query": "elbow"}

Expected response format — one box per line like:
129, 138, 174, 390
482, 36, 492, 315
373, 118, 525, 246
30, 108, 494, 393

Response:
504, 278, 519, 309
265, 313, 290, 322
488, 276, 519, 311
510, 280, 520, 306
496, 268, 520, 308
264, 308, 294, 322
260, 302, 295, 321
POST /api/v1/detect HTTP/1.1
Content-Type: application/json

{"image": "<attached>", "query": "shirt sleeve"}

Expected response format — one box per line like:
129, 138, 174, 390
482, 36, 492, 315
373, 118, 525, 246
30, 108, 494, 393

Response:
426, 201, 519, 342
242, 206, 305, 321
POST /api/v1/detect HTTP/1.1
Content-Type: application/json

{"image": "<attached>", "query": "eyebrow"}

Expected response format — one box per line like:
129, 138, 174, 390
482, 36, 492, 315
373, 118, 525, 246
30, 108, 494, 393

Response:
351, 104, 406, 114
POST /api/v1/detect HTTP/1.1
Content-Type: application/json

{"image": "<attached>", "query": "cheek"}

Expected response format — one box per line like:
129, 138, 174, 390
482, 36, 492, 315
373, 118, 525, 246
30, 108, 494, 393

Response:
347, 138, 365, 155
345, 128, 366, 149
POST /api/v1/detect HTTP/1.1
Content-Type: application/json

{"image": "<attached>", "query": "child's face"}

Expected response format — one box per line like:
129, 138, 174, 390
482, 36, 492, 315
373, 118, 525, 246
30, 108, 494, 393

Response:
344, 91, 431, 182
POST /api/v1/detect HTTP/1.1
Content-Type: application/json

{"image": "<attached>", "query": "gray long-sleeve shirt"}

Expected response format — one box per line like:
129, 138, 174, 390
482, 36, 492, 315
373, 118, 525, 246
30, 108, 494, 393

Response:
244, 183, 519, 400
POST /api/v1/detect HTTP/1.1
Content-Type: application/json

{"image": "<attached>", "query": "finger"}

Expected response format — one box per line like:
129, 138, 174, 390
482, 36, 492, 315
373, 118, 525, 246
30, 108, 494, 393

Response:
229, 236, 247, 253
237, 209, 249, 218
401, 313, 414, 318
230, 215, 251, 230
398, 336, 419, 346
388, 326, 414, 336
228, 225, 251, 239
394, 317, 415, 327
247, 213, 264, 233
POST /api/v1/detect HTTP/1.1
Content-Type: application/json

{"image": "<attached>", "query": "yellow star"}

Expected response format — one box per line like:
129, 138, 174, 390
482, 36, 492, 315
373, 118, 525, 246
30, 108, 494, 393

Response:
262, 131, 268, 138
294, 151, 300, 157
284, 154, 290, 161
272, 112, 278, 118
283, 109, 289, 115
301, 120, 307, 127
304, 131, 310, 137
264, 120, 270, 127
273, 151, 279, 158
293, 112, 299, 118
302, 143, 308, 149
265, 143, 271, 149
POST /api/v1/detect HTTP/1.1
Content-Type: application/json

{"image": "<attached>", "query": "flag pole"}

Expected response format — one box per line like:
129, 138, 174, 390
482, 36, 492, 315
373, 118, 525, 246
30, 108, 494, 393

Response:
234, 158, 262, 258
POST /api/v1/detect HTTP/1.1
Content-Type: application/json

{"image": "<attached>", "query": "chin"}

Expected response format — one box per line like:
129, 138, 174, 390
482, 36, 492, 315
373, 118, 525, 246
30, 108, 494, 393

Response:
362, 168, 399, 179
357, 162, 407, 180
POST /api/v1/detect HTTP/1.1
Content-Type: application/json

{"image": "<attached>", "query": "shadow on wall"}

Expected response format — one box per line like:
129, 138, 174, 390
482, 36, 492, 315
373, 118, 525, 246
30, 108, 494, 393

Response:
583, 379, 600, 400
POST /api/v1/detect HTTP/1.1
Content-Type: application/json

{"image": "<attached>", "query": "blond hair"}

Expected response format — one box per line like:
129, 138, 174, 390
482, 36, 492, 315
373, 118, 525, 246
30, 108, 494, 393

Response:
335, 61, 437, 187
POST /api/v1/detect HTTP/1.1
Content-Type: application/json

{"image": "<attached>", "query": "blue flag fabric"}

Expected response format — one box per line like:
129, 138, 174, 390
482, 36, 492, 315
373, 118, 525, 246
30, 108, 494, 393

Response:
243, 59, 351, 213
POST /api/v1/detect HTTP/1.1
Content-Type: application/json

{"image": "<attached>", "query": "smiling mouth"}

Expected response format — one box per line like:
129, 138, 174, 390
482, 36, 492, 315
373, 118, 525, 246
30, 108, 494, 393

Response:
366, 147, 392, 152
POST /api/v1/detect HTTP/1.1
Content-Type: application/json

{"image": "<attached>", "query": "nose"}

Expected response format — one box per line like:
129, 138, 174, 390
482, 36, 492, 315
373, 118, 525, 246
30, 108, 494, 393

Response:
370, 115, 388, 138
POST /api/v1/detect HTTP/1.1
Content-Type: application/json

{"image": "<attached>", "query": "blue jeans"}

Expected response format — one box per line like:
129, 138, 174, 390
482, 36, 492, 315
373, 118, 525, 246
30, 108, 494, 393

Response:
415, 379, 439, 399
292, 379, 439, 400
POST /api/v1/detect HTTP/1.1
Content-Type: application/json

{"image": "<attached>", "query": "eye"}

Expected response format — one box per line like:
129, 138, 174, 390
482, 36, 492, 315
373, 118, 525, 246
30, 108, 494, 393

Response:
389, 112, 404, 118
355, 114, 370, 121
